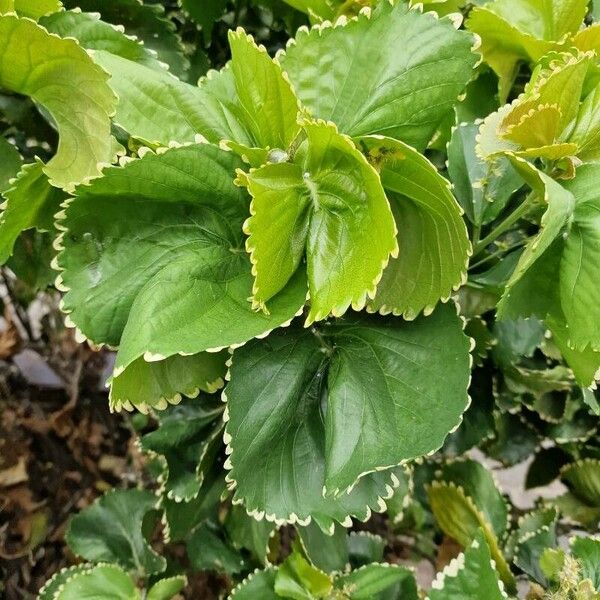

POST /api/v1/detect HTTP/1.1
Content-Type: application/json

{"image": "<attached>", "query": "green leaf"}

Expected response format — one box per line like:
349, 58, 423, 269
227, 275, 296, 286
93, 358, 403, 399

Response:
163, 465, 226, 542
347, 532, 385, 568
447, 122, 522, 227
546, 404, 597, 443
511, 508, 558, 585
140, 397, 223, 501
89, 52, 237, 146
0, 161, 64, 265
230, 557, 417, 600
279, 2, 478, 150
225, 326, 405, 528
499, 161, 600, 362
88, 24, 297, 149
484, 411, 539, 466
443, 369, 495, 455
109, 351, 227, 413
492, 317, 545, 367
55, 144, 306, 370
497, 159, 573, 314
297, 522, 349, 573
335, 563, 418, 600
557, 164, 600, 352
427, 530, 507, 600
477, 52, 592, 160
228, 28, 300, 151
63, 0, 188, 77
570, 83, 600, 162
275, 552, 333, 599
552, 492, 600, 528
187, 522, 247, 574
230, 568, 279, 600
0, 15, 116, 190
180, 0, 227, 40
225, 504, 277, 566
0, 136, 21, 193
40, 10, 164, 70
224, 303, 470, 523
561, 459, 600, 507
6, 230, 56, 293
358, 135, 471, 319
39, 565, 95, 600
66, 489, 166, 576
466, 0, 587, 98
434, 459, 509, 538
548, 315, 600, 388
571, 537, 600, 590
240, 120, 397, 323
53, 564, 140, 600
427, 482, 514, 589
2, 0, 62, 19
146, 576, 187, 600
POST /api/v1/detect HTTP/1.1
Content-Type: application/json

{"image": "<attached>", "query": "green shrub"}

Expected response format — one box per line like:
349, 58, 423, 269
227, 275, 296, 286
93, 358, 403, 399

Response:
1, 0, 599, 598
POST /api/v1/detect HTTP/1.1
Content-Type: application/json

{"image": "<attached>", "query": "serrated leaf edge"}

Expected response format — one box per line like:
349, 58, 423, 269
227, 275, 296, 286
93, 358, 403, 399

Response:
364, 134, 472, 322
1, 14, 119, 192
431, 455, 511, 538
53, 142, 305, 413
333, 301, 474, 497
221, 351, 402, 528
228, 566, 278, 599
426, 534, 508, 599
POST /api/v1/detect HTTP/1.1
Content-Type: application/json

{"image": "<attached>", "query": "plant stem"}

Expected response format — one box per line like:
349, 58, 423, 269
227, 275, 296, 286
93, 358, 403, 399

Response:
468, 238, 528, 271
287, 128, 307, 161
472, 194, 536, 257
471, 224, 481, 249
311, 326, 334, 355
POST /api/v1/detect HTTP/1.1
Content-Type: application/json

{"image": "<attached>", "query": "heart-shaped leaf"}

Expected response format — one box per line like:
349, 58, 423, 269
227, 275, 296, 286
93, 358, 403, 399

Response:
55, 144, 306, 384
66, 489, 165, 575
224, 303, 470, 524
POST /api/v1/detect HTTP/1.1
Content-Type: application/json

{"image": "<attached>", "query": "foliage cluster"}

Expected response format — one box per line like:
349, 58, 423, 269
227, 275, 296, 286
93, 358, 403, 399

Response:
1, 0, 600, 598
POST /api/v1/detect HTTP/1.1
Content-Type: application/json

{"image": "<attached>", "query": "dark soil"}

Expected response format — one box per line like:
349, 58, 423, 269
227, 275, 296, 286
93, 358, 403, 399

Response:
0, 338, 228, 599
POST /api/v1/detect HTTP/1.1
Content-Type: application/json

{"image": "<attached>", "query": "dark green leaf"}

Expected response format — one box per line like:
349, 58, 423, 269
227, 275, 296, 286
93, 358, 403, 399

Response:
66, 489, 166, 576
280, 2, 478, 149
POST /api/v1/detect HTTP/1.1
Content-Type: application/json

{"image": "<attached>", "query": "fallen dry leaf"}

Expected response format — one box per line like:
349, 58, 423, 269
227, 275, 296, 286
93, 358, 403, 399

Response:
0, 508, 50, 559
0, 314, 20, 360
0, 456, 28, 488
435, 535, 462, 572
